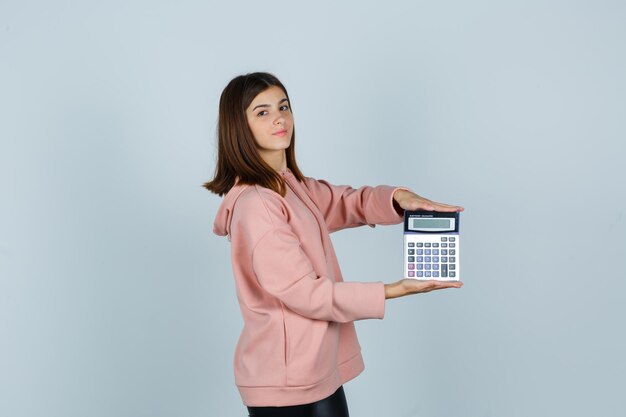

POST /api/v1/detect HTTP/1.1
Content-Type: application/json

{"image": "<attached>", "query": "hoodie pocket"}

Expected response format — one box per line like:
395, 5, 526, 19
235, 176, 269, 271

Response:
281, 305, 290, 368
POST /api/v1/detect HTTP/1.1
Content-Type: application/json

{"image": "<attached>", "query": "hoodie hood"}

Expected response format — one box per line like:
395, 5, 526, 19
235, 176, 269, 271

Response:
213, 170, 295, 238
213, 184, 250, 238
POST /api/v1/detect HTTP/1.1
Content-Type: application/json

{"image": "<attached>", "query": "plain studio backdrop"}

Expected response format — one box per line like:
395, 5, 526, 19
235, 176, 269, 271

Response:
1, 1, 625, 416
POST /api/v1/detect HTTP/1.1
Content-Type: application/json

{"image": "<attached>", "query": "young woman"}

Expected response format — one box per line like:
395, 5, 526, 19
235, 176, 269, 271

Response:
204, 72, 463, 417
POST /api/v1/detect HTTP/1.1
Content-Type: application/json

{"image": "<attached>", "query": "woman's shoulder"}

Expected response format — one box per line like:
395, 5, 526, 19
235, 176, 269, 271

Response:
215, 183, 290, 240
230, 184, 289, 224
235, 183, 285, 206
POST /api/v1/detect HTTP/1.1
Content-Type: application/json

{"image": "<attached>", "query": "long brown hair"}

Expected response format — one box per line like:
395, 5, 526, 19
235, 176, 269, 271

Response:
203, 72, 305, 196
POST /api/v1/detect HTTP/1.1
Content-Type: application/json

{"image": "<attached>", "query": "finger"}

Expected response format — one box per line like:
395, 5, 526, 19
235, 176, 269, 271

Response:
430, 202, 464, 212
414, 201, 436, 211
404, 280, 462, 294
433, 202, 462, 209
418, 280, 462, 291
406, 198, 464, 212
428, 280, 463, 290
399, 200, 433, 212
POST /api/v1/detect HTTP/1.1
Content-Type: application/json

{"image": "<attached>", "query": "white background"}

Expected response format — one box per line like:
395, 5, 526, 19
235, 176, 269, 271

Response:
1, 1, 625, 416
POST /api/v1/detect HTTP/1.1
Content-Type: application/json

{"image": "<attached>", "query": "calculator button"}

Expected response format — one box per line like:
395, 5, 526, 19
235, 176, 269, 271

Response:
408, 242, 415, 247
416, 256, 423, 262
417, 264, 424, 270
424, 264, 431, 270
449, 257, 456, 263
449, 250, 456, 255
417, 249, 423, 255
441, 271, 448, 278
441, 237, 448, 242
433, 256, 439, 263
449, 271, 456, 278
417, 243, 424, 247
433, 249, 439, 255
449, 243, 456, 248
449, 264, 456, 270
408, 249, 415, 255
425, 249, 431, 255
441, 243, 448, 248
441, 264, 448, 273
417, 271, 424, 278
441, 257, 448, 263
425, 256, 431, 263
449, 237, 455, 242
433, 264, 439, 270
425, 243, 431, 248
433, 271, 439, 278
425, 271, 432, 278
408, 271, 415, 277
433, 243, 439, 248
408, 256, 415, 262
441, 249, 448, 255
408, 264, 415, 270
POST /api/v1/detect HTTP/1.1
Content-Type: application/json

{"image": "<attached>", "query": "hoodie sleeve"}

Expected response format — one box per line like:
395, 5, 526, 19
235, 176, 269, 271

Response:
303, 177, 410, 233
252, 224, 386, 323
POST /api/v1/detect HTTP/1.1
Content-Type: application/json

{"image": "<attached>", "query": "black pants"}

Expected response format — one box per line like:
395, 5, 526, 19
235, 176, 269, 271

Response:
247, 386, 349, 417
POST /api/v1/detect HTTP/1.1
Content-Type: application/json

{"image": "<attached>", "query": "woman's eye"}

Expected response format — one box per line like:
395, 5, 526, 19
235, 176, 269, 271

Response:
257, 111, 268, 117
280, 105, 290, 111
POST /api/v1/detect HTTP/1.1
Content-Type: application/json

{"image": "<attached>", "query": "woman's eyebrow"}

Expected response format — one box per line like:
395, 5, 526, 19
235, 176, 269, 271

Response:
252, 98, 289, 111
252, 104, 269, 111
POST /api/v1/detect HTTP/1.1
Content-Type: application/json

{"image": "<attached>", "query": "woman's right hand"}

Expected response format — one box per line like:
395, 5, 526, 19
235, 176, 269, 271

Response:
384, 279, 463, 299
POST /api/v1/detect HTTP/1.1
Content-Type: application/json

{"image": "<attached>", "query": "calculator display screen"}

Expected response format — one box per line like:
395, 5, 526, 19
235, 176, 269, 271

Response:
410, 218, 451, 230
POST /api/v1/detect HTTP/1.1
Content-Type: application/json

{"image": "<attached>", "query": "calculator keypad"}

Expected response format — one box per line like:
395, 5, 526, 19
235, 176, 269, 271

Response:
405, 235, 460, 281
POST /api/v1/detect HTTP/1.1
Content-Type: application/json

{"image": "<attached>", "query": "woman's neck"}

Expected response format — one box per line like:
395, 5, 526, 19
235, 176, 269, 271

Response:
259, 150, 287, 173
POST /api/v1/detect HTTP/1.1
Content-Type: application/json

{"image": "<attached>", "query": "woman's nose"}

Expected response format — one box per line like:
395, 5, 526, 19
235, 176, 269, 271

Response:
274, 114, 285, 125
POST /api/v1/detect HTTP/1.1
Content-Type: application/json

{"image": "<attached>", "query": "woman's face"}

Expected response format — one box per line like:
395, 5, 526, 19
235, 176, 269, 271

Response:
246, 86, 294, 158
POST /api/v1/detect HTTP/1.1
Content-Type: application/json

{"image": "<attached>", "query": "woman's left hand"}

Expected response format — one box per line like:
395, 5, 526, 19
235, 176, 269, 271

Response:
393, 189, 464, 212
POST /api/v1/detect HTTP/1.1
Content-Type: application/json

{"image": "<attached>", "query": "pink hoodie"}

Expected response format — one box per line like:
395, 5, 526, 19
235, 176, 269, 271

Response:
213, 169, 406, 406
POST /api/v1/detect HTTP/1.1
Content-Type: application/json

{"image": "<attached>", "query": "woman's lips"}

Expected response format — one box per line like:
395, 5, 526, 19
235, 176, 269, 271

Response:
273, 129, 288, 136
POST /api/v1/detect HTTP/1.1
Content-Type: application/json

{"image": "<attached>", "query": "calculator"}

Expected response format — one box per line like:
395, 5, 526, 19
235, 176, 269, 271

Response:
404, 211, 460, 281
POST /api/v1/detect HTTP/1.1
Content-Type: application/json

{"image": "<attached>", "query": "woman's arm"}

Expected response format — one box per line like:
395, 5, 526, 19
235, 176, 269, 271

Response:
252, 224, 386, 323
303, 178, 464, 233
235, 187, 386, 322
302, 177, 408, 232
